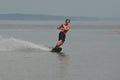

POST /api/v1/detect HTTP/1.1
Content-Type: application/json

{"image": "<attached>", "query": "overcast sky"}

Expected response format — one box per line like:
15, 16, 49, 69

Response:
0, 0, 120, 17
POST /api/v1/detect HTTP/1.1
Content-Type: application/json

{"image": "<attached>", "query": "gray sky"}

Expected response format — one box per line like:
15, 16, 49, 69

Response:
0, 0, 120, 17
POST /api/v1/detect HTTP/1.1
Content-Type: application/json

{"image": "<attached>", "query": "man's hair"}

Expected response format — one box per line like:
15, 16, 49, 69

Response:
65, 19, 70, 23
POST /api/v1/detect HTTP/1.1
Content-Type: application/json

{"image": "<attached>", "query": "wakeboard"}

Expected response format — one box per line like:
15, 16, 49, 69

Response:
51, 47, 62, 53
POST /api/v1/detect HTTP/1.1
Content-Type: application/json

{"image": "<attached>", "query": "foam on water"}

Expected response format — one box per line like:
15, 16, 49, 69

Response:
0, 36, 51, 52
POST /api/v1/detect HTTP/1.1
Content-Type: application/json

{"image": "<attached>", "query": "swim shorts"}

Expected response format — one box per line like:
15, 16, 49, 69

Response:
58, 31, 66, 42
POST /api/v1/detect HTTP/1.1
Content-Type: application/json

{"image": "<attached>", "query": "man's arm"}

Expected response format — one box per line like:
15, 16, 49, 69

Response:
57, 24, 70, 31
57, 24, 64, 29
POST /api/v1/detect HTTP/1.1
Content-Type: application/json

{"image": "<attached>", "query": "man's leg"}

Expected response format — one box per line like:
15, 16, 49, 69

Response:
56, 40, 63, 47
52, 40, 62, 52
56, 31, 65, 47
51, 40, 63, 52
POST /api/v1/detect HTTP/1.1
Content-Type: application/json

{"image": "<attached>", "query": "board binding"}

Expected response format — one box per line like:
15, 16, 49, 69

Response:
51, 47, 62, 53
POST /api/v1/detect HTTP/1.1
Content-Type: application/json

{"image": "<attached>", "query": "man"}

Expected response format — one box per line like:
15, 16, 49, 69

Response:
52, 19, 71, 52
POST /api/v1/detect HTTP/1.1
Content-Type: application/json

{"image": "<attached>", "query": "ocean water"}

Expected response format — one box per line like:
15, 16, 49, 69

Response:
0, 20, 120, 80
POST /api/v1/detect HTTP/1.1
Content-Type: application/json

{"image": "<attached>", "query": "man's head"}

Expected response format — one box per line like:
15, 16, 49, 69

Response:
65, 19, 70, 24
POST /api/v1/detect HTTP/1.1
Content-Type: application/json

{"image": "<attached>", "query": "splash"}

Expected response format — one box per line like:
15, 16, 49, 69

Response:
0, 36, 51, 52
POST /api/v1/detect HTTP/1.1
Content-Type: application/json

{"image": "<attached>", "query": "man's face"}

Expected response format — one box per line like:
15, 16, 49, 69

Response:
66, 20, 70, 24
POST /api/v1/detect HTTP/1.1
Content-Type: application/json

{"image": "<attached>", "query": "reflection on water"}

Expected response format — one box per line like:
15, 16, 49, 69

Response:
56, 53, 70, 80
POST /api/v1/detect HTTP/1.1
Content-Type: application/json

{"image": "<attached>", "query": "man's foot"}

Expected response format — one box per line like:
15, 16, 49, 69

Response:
51, 46, 59, 51
51, 46, 62, 52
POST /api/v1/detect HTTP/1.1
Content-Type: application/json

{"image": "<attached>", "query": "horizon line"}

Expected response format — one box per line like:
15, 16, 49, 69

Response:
0, 13, 120, 18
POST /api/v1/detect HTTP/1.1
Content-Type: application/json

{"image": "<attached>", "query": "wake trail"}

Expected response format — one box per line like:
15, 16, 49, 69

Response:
0, 36, 51, 52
